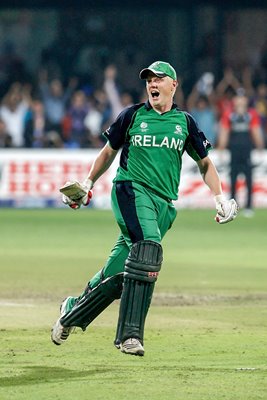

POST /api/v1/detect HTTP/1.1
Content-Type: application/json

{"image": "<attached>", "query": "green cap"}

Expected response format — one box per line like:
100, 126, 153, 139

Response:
139, 61, 177, 80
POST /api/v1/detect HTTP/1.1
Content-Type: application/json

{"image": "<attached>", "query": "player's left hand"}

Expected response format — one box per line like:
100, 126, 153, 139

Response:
214, 195, 239, 224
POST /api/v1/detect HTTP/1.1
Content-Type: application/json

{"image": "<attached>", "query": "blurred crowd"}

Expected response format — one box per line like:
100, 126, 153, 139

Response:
0, 63, 267, 150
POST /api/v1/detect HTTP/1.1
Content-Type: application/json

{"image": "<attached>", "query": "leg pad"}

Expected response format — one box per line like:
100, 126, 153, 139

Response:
115, 240, 163, 345
61, 273, 123, 330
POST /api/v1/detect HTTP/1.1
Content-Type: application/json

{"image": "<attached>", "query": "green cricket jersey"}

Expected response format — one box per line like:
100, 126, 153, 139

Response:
103, 101, 211, 200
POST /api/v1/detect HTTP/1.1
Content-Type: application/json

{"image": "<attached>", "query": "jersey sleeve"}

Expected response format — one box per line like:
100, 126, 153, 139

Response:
220, 111, 231, 129
184, 112, 212, 161
103, 105, 141, 150
249, 108, 261, 128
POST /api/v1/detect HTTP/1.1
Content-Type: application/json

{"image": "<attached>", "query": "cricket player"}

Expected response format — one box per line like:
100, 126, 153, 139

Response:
218, 91, 264, 216
51, 61, 238, 356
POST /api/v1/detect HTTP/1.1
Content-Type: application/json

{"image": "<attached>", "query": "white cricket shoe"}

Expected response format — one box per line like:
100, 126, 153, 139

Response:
51, 319, 74, 345
120, 338, 145, 356
51, 296, 75, 345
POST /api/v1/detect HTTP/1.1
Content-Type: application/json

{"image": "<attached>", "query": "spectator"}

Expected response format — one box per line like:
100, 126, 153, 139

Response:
215, 68, 241, 118
0, 118, 12, 147
104, 65, 124, 121
187, 79, 217, 146
93, 88, 112, 133
103, 65, 133, 123
24, 98, 63, 148
38, 70, 78, 135
62, 90, 90, 148
0, 83, 30, 147
84, 96, 105, 148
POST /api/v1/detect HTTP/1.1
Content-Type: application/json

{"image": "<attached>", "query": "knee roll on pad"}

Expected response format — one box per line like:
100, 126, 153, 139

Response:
124, 240, 163, 282
61, 273, 123, 330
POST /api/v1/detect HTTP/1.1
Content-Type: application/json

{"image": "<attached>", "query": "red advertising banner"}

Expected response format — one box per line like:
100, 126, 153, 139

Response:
0, 150, 116, 208
0, 149, 266, 208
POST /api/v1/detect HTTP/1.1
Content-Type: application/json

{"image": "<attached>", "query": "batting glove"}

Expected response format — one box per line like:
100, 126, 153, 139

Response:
214, 195, 239, 224
62, 179, 93, 210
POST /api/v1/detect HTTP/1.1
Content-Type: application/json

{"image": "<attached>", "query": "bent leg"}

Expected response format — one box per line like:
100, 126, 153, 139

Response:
60, 273, 123, 330
59, 235, 129, 328
53, 181, 176, 346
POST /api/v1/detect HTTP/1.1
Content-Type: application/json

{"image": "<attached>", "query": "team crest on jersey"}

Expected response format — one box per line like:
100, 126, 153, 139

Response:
140, 122, 148, 132
174, 124, 182, 134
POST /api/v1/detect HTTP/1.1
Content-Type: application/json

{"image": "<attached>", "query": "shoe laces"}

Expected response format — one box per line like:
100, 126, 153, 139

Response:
60, 326, 72, 340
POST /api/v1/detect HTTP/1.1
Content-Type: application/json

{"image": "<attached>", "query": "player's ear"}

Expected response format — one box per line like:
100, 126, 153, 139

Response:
171, 80, 178, 94
173, 80, 178, 89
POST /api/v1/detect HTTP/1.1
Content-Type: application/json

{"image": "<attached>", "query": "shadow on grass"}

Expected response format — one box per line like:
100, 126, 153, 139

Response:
0, 365, 112, 387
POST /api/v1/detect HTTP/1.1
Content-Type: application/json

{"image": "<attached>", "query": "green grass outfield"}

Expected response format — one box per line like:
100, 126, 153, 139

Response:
0, 208, 266, 400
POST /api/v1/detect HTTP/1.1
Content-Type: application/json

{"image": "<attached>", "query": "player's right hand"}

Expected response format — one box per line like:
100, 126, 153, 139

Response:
62, 191, 93, 210
61, 178, 93, 210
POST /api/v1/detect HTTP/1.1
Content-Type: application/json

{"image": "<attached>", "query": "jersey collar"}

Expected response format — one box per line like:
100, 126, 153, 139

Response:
145, 100, 178, 113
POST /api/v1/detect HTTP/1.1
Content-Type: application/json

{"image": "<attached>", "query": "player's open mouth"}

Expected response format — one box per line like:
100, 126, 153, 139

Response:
151, 91, 160, 98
